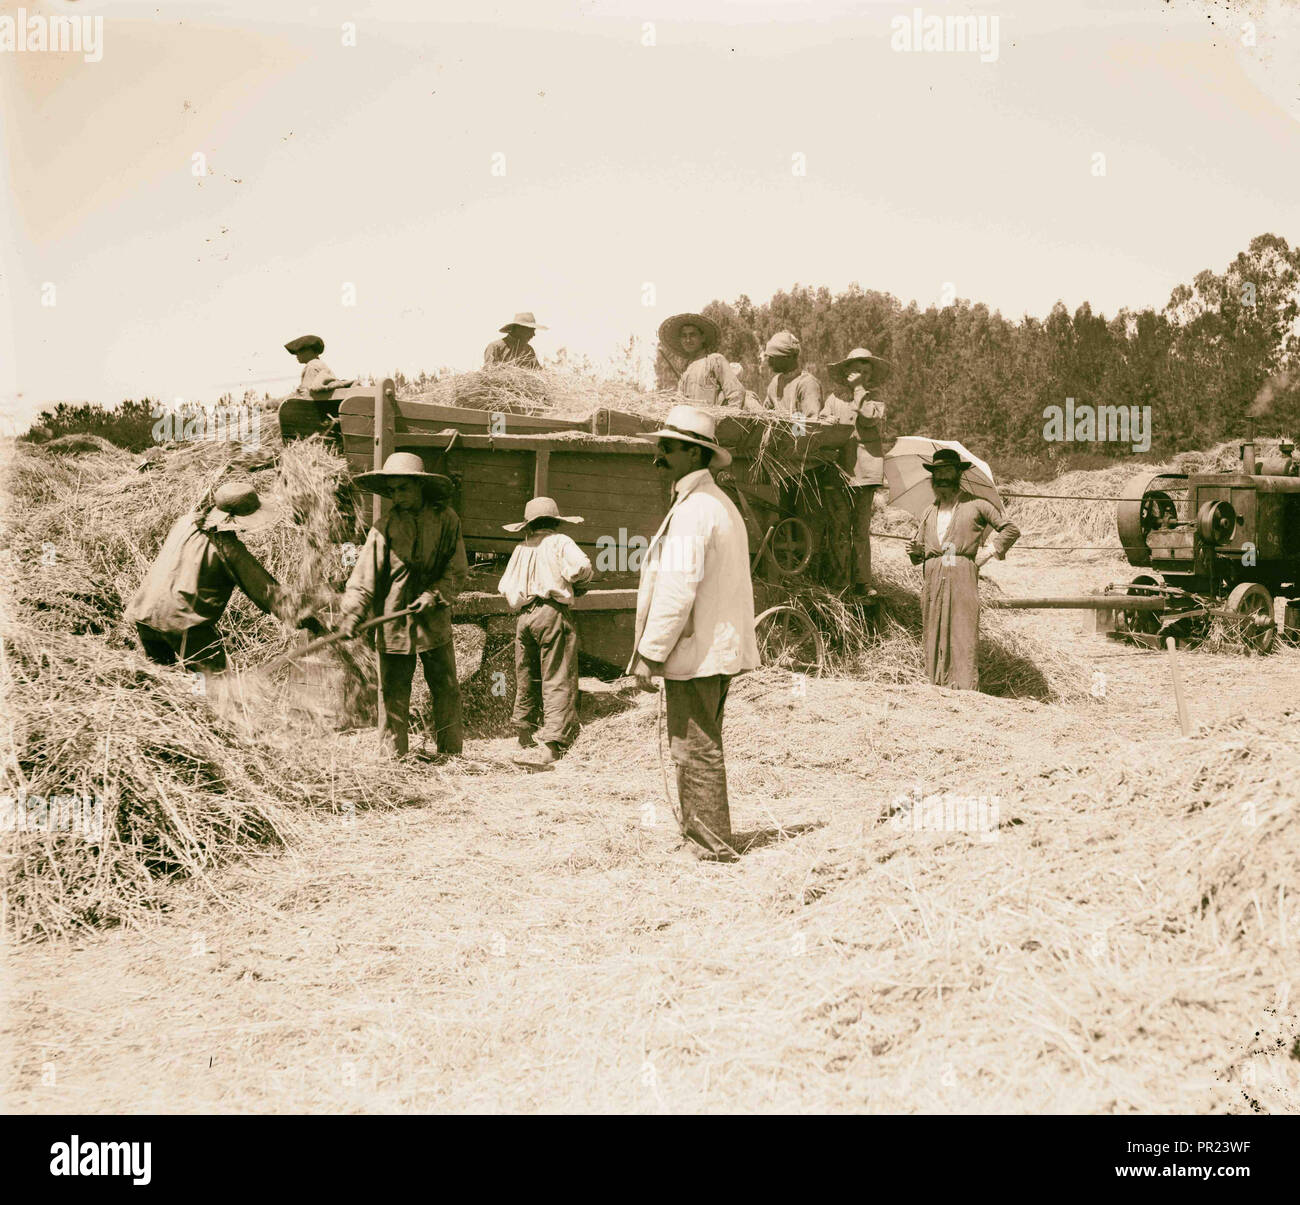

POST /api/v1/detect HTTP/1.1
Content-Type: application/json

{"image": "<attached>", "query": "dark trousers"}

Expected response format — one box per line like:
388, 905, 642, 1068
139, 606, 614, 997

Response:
135, 621, 227, 673
511, 601, 580, 749
664, 675, 733, 851
850, 485, 877, 587
376, 642, 464, 756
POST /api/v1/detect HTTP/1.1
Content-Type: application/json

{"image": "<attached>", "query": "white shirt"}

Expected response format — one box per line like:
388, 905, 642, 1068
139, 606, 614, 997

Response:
498, 529, 593, 609
936, 504, 955, 544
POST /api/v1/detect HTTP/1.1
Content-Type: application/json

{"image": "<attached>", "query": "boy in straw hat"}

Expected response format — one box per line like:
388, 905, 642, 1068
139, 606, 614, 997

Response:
127, 482, 321, 673
657, 312, 744, 407
906, 448, 1019, 690
498, 497, 595, 769
285, 334, 338, 397
630, 405, 759, 862
762, 330, 821, 418
484, 312, 546, 369
338, 453, 469, 757
820, 347, 891, 596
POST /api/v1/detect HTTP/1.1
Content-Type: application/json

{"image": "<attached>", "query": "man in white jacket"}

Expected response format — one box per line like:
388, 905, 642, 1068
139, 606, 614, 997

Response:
629, 405, 759, 861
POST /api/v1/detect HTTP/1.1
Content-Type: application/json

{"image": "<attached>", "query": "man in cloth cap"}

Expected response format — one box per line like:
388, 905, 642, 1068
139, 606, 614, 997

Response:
285, 335, 338, 397
127, 482, 322, 673
498, 497, 595, 769
820, 348, 891, 597
630, 405, 759, 861
338, 452, 469, 757
658, 312, 743, 408
484, 312, 546, 369
762, 331, 821, 418
907, 448, 1020, 690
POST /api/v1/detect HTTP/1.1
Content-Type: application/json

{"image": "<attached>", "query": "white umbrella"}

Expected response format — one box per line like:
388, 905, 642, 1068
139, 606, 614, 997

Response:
883, 436, 1003, 518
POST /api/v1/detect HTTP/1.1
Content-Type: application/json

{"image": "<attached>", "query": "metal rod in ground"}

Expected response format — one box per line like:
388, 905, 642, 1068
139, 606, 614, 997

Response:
1166, 636, 1193, 736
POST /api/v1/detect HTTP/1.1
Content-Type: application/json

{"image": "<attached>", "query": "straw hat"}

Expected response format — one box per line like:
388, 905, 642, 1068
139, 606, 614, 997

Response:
204, 482, 283, 534
828, 347, 891, 388
640, 404, 733, 468
922, 448, 973, 473
658, 312, 720, 357
502, 496, 585, 533
284, 334, 325, 356
355, 451, 454, 496
500, 312, 548, 333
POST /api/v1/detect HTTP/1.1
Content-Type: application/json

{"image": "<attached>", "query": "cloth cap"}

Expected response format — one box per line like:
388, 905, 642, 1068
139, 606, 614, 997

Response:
763, 331, 801, 360
284, 334, 325, 356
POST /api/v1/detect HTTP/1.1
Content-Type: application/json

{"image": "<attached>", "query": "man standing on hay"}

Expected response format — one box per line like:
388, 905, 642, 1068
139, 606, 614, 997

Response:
498, 497, 595, 770
658, 312, 744, 408
762, 331, 821, 418
821, 347, 891, 597
630, 405, 759, 862
907, 448, 1020, 690
484, 311, 545, 369
285, 334, 338, 396
127, 482, 322, 673
338, 452, 469, 757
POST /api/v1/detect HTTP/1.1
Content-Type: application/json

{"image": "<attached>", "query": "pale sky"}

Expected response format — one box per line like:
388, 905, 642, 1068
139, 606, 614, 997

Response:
1, 0, 1298, 427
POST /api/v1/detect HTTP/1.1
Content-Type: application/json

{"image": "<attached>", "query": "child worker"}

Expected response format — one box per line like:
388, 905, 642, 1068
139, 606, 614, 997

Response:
338, 452, 469, 758
498, 497, 594, 770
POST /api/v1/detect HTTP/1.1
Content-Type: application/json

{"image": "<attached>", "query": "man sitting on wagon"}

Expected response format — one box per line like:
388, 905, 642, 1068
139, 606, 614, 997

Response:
658, 312, 744, 408
338, 453, 469, 758
285, 334, 339, 397
762, 331, 821, 419
484, 312, 546, 369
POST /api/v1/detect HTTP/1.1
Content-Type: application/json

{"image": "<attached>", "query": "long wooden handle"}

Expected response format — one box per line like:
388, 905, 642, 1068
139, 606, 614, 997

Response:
263, 603, 422, 672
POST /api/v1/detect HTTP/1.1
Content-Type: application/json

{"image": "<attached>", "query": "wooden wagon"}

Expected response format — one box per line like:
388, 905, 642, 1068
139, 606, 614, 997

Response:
284, 380, 855, 672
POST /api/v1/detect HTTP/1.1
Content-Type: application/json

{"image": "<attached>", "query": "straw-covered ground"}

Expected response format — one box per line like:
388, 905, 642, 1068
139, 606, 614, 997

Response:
3, 371, 1297, 1113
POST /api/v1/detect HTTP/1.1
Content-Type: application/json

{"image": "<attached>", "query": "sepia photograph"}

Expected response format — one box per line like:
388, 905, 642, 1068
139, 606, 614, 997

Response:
2, 0, 1298, 1153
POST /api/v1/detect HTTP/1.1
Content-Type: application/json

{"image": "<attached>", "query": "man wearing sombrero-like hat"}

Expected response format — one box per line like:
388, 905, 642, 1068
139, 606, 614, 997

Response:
498, 497, 595, 769
127, 482, 322, 673
484, 312, 546, 369
657, 312, 744, 408
629, 405, 759, 862
906, 448, 1020, 690
285, 334, 338, 397
338, 452, 469, 757
820, 347, 891, 596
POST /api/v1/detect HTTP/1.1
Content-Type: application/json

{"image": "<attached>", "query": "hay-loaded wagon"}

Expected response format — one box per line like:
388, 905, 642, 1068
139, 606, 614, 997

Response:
988, 438, 1300, 652
281, 380, 855, 673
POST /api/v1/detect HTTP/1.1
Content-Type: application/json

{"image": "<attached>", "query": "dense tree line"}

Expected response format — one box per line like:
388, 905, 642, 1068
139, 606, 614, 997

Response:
688, 233, 1300, 468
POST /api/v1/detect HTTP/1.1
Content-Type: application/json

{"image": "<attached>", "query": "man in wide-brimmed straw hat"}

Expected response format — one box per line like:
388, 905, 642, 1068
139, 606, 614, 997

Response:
629, 405, 757, 862
498, 497, 595, 770
762, 330, 821, 418
285, 334, 338, 397
127, 482, 321, 673
820, 347, 893, 596
906, 448, 1020, 690
339, 452, 469, 757
484, 312, 547, 369
657, 312, 743, 407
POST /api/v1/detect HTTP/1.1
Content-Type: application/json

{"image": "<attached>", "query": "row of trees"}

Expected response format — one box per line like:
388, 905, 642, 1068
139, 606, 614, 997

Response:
685, 233, 1300, 467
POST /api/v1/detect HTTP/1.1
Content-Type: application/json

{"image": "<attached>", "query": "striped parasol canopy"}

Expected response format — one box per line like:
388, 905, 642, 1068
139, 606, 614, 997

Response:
883, 436, 1003, 518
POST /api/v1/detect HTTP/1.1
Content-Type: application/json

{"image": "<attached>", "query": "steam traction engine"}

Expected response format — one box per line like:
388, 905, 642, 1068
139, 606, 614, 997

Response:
992, 439, 1300, 652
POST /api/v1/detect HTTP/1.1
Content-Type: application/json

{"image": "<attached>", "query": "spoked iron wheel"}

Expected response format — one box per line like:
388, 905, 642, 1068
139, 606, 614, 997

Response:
754, 605, 825, 676
765, 517, 815, 579
1116, 573, 1165, 640
1225, 582, 1277, 653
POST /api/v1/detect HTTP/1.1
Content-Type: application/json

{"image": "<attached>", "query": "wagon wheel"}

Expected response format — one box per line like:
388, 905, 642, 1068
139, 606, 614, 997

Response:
765, 517, 815, 579
1116, 573, 1164, 638
1225, 582, 1276, 653
755, 605, 825, 676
